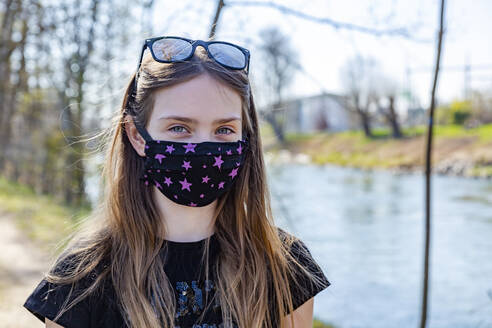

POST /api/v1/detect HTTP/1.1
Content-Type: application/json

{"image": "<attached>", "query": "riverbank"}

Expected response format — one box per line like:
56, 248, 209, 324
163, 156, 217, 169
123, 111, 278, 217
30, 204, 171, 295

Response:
263, 124, 492, 178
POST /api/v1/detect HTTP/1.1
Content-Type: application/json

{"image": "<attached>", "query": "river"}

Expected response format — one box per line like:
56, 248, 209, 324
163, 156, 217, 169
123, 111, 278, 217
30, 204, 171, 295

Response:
267, 163, 492, 328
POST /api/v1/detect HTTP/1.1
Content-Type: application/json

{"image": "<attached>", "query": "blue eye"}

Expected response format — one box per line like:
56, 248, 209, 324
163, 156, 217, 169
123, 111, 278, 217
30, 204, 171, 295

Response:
168, 126, 234, 135
169, 126, 189, 134
217, 127, 234, 135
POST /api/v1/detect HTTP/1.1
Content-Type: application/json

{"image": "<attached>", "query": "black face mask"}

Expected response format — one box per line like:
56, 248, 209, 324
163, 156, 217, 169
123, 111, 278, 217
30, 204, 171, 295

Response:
133, 119, 248, 207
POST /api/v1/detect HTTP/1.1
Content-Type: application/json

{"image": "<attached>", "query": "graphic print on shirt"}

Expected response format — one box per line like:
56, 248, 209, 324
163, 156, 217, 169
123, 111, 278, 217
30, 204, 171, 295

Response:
175, 279, 219, 319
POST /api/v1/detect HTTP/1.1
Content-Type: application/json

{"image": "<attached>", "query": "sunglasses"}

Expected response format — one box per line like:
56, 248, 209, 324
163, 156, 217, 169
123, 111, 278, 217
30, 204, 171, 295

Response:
134, 36, 251, 90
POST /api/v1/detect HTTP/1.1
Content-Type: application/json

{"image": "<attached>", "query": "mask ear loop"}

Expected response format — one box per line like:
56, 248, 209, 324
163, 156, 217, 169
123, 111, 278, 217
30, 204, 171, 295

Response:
132, 116, 154, 143
126, 81, 154, 143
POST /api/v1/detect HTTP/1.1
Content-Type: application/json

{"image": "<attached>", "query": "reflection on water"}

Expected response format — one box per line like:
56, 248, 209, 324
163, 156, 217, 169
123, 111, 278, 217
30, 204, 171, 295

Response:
267, 164, 492, 328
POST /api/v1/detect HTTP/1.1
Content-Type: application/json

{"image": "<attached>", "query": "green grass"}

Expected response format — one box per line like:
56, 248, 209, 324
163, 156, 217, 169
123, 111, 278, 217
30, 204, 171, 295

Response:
0, 176, 91, 251
278, 123, 492, 178
313, 318, 336, 328
289, 123, 492, 141
378, 123, 492, 141
468, 165, 492, 178
284, 124, 492, 148
285, 131, 328, 142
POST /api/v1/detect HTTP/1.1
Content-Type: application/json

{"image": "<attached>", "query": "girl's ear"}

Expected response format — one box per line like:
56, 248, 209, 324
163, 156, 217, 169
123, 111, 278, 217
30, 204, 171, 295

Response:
124, 115, 147, 157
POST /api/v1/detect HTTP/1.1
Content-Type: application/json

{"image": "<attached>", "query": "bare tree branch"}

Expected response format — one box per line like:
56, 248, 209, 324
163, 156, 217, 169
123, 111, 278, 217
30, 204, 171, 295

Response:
209, 0, 225, 40
421, 0, 446, 327
227, 1, 429, 41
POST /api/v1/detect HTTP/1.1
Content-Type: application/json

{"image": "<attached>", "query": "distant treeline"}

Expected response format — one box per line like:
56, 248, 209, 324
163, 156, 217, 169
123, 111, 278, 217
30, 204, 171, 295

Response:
0, 0, 154, 207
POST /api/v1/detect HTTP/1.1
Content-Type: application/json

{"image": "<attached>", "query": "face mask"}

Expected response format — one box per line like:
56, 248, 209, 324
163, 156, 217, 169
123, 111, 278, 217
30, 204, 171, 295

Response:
133, 119, 248, 207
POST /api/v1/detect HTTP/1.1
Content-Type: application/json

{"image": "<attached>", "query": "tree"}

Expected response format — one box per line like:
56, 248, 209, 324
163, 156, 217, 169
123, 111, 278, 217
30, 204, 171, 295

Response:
257, 26, 299, 144
0, 0, 30, 171
341, 55, 404, 138
382, 95, 402, 138
0, 0, 141, 208
340, 55, 380, 137
372, 77, 403, 138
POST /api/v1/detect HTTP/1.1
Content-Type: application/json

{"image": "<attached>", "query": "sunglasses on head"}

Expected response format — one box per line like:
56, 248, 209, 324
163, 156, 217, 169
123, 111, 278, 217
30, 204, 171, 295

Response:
134, 36, 251, 90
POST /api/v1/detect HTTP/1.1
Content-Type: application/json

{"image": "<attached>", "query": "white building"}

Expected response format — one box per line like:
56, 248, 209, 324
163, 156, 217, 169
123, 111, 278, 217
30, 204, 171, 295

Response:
260, 92, 356, 134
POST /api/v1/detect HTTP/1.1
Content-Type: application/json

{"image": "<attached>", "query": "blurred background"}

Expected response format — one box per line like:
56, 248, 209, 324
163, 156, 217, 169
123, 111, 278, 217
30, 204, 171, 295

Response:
0, 0, 491, 327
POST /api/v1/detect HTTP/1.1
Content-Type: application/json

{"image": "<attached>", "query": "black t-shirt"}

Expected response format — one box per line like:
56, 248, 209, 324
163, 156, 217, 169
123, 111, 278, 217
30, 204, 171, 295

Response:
23, 228, 330, 327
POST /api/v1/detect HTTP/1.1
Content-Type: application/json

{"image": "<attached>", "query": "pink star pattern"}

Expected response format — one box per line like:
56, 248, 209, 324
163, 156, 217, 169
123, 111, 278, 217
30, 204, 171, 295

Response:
229, 167, 238, 179
182, 160, 192, 171
154, 154, 166, 164
165, 145, 175, 153
183, 143, 197, 153
213, 155, 224, 169
143, 139, 248, 206
179, 178, 192, 191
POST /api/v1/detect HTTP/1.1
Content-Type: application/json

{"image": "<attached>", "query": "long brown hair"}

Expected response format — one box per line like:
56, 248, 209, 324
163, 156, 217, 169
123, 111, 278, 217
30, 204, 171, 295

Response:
45, 46, 324, 327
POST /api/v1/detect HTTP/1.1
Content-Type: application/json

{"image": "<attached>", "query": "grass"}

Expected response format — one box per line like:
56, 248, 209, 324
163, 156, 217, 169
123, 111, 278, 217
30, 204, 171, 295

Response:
274, 123, 492, 177
0, 176, 91, 252
311, 123, 492, 141
468, 165, 492, 178
313, 318, 336, 328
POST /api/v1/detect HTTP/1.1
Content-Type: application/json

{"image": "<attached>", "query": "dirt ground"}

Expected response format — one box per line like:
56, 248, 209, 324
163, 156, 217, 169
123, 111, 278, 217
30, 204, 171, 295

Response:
284, 133, 492, 177
0, 212, 52, 327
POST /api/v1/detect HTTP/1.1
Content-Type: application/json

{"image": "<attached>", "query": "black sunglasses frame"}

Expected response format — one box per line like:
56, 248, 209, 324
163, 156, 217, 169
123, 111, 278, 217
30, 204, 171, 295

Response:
134, 36, 250, 90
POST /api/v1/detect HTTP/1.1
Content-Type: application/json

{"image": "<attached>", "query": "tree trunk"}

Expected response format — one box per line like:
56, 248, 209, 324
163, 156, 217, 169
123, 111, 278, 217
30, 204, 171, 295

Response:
359, 110, 372, 138
387, 96, 402, 138
0, 0, 22, 173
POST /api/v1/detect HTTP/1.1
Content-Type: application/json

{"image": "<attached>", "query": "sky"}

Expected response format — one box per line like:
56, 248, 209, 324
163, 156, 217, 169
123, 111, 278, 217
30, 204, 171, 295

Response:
123, 0, 492, 111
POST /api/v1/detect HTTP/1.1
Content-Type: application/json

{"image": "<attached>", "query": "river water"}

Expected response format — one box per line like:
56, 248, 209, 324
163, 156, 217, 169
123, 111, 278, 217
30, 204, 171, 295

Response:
267, 163, 492, 328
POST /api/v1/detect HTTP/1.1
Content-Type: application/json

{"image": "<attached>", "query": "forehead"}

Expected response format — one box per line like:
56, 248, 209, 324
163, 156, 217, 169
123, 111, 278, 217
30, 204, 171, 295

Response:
151, 73, 242, 122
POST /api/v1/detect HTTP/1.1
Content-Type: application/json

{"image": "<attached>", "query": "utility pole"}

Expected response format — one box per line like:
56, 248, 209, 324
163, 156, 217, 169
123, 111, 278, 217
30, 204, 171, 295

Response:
464, 54, 471, 99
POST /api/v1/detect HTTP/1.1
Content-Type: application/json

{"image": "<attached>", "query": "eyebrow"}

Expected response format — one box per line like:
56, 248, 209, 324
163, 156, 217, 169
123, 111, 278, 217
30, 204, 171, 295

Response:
158, 115, 241, 124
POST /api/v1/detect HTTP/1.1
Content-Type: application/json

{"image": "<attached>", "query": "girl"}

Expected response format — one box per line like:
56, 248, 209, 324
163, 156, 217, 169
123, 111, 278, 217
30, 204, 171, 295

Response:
23, 36, 330, 328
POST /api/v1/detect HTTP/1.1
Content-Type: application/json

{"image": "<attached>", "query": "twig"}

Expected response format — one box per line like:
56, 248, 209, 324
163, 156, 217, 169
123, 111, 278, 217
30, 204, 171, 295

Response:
227, 1, 429, 41
420, 1, 446, 327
